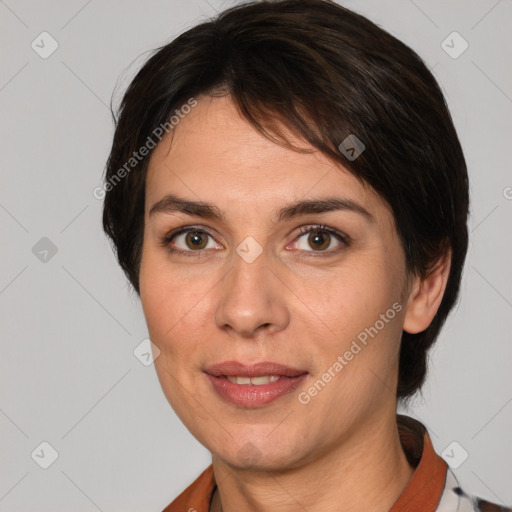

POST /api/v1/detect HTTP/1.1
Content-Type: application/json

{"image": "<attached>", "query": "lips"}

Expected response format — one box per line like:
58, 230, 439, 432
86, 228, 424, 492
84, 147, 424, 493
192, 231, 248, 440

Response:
204, 361, 307, 378
204, 361, 308, 408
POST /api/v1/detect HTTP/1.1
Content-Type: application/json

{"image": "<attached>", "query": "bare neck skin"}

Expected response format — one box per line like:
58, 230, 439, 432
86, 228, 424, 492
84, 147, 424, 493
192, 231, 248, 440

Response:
209, 409, 415, 512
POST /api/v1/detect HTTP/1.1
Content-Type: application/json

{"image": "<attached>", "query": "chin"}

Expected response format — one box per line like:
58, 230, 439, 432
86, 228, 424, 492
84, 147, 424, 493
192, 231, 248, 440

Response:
211, 436, 310, 473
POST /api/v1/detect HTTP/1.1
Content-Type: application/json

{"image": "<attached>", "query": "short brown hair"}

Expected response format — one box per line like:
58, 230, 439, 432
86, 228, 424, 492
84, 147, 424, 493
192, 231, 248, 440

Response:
102, 0, 469, 402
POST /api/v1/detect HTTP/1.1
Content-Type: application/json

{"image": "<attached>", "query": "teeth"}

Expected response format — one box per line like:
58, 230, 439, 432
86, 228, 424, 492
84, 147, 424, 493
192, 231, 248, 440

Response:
226, 375, 280, 385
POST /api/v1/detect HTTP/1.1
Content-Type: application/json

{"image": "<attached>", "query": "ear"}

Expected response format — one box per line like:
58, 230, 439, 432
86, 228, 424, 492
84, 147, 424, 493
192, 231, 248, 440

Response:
402, 248, 452, 334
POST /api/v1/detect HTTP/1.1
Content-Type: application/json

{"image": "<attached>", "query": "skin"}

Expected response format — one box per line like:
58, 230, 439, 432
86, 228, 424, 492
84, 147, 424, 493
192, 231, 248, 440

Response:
139, 95, 450, 512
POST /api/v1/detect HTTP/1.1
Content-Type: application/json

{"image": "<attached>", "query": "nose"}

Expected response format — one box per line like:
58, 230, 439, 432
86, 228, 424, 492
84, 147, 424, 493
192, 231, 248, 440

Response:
215, 247, 290, 338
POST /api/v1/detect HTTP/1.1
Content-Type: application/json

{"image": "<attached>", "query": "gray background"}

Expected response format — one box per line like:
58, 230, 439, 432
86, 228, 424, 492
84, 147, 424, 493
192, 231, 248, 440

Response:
1, 0, 511, 510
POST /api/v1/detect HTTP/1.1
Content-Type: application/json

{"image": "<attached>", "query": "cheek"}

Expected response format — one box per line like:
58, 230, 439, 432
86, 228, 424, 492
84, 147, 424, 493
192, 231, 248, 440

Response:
139, 247, 215, 364
296, 254, 406, 393
140, 255, 186, 360
299, 256, 403, 334
139, 256, 169, 339
140, 247, 189, 330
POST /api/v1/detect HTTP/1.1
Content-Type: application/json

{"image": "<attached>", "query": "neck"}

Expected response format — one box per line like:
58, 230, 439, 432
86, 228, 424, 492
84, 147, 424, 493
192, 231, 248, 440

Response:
210, 412, 415, 512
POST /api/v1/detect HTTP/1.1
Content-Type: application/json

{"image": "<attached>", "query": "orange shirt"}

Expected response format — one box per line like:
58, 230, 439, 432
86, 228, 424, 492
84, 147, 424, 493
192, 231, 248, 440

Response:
162, 415, 511, 512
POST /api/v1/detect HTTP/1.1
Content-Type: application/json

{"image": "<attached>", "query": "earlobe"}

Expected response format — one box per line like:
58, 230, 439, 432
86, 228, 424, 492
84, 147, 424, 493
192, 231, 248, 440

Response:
403, 249, 452, 334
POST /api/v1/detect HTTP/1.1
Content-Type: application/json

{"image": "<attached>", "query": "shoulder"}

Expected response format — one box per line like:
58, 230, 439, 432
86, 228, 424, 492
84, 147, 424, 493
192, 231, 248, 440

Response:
436, 468, 512, 512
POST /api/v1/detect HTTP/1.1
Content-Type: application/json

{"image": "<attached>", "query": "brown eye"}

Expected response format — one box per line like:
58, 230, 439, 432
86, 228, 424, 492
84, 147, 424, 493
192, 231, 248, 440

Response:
163, 228, 222, 256
185, 231, 208, 250
292, 225, 349, 254
307, 229, 331, 251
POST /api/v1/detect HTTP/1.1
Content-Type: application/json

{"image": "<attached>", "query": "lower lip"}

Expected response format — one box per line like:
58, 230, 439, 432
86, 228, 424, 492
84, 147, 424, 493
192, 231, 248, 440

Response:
206, 374, 308, 408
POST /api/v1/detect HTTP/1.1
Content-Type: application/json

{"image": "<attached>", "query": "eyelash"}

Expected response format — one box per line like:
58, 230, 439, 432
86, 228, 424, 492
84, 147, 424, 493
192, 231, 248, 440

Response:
160, 224, 350, 259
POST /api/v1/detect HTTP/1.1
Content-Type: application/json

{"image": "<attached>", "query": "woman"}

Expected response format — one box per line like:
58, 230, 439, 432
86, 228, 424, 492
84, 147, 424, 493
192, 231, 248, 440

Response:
101, 1, 511, 510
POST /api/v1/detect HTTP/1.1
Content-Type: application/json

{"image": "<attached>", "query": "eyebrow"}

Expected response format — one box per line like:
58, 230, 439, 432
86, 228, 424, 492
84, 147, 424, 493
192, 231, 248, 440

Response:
149, 193, 374, 223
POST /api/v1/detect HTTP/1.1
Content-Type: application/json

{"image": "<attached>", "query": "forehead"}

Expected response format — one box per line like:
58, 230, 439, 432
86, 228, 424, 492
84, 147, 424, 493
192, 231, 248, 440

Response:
145, 95, 388, 220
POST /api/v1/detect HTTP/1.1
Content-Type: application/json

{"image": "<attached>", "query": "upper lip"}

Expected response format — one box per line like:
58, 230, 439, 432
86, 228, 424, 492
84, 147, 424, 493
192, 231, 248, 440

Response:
204, 361, 308, 378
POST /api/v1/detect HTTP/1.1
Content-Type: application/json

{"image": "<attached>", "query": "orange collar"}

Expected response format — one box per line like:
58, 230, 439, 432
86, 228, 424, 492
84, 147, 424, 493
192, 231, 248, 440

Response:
389, 415, 447, 511
162, 415, 447, 512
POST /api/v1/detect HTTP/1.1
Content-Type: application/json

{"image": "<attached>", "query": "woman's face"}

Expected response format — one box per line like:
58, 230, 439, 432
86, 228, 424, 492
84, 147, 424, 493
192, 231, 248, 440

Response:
140, 95, 410, 471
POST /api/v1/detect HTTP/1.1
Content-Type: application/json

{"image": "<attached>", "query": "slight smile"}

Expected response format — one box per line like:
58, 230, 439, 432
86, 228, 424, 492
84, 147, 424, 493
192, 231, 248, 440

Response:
204, 361, 309, 408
